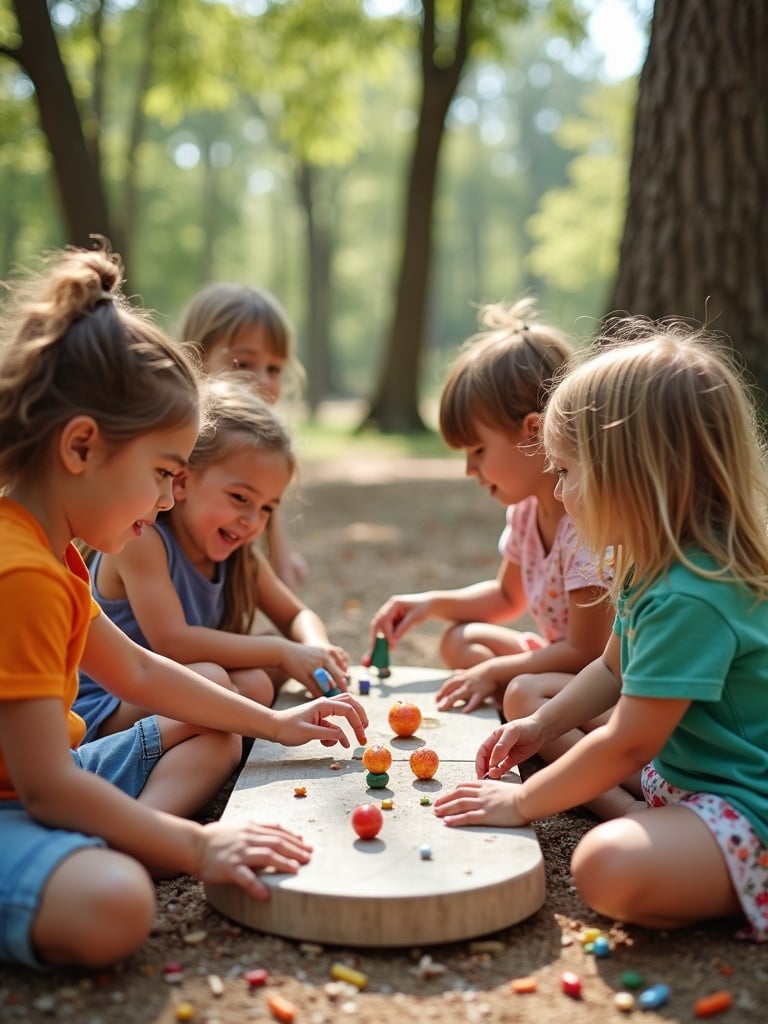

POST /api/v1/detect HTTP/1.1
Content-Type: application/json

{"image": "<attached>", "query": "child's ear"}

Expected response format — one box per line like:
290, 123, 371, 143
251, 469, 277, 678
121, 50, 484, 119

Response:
172, 469, 190, 502
59, 416, 100, 474
521, 411, 541, 439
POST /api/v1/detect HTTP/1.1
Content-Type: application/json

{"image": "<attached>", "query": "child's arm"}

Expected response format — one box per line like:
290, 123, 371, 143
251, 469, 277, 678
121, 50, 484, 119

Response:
370, 559, 527, 649
81, 613, 367, 748
434, 689, 689, 829
107, 532, 347, 694
1, 697, 311, 896
436, 584, 614, 712
266, 510, 308, 589
475, 635, 623, 775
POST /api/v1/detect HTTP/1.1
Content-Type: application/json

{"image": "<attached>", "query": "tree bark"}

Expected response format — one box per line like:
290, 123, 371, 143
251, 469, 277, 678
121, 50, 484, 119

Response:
361, 0, 472, 433
610, 0, 768, 394
9, 0, 114, 249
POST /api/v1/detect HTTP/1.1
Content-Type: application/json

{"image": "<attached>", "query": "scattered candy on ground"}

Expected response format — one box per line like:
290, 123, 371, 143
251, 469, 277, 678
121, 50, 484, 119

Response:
620, 970, 643, 990
419, 844, 432, 860
381, 797, 394, 810
638, 983, 670, 1010
693, 990, 733, 1017
614, 991, 635, 1012
174, 1002, 195, 1021
366, 770, 389, 789
510, 976, 538, 994
330, 963, 368, 989
244, 968, 269, 989
267, 991, 297, 1023
420, 795, 432, 805
293, 786, 306, 798
592, 935, 610, 958
560, 971, 582, 998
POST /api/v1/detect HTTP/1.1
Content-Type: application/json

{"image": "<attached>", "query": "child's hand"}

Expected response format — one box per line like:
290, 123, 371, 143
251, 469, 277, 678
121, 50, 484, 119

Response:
476, 720, 544, 779
369, 593, 433, 648
281, 642, 349, 695
195, 821, 312, 899
433, 779, 529, 828
273, 693, 368, 749
436, 666, 499, 713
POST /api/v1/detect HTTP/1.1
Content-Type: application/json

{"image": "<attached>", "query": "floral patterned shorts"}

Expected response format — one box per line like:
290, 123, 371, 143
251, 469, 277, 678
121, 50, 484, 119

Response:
642, 763, 768, 941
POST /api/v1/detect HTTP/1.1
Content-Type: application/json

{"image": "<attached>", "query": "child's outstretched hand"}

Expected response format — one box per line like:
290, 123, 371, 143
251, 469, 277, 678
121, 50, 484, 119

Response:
368, 593, 433, 649
475, 719, 545, 779
436, 665, 499, 713
433, 780, 529, 828
195, 820, 312, 899
273, 693, 368, 749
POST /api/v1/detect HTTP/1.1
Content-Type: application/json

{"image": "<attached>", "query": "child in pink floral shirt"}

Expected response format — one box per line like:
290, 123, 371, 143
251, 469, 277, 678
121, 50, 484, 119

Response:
370, 299, 613, 727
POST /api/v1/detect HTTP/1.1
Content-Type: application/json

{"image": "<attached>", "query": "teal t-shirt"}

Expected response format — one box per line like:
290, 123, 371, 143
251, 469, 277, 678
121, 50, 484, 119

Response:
615, 554, 768, 845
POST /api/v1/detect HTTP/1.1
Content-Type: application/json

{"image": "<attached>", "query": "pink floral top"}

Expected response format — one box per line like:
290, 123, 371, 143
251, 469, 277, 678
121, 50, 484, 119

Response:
498, 496, 604, 644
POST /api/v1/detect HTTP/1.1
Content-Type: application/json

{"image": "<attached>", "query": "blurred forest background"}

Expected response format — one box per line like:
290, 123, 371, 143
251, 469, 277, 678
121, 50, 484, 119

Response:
1, 0, 767, 436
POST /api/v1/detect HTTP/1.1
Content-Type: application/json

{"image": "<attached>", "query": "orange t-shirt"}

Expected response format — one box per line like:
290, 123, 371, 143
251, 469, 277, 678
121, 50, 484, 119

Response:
0, 498, 100, 800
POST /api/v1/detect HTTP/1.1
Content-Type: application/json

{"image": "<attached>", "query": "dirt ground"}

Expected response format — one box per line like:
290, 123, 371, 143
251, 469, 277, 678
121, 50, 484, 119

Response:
1, 455, 765, 1023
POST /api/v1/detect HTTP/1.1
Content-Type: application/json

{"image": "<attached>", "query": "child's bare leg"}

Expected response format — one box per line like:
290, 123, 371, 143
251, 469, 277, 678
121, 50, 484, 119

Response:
230, 667, 275, 705
572, 805, 740, 929
440, 622, 532, 669
32, 848, 155, 967
140, 717, 241, 818
504, 677, 640, 819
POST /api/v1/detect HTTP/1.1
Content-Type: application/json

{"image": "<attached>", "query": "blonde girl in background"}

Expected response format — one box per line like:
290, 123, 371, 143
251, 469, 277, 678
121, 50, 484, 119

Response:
436, 322, 768, 940
0, 247, 367, 970
178, 282, 308, 588
76, 374, 349, 742
370, 298, 613, 720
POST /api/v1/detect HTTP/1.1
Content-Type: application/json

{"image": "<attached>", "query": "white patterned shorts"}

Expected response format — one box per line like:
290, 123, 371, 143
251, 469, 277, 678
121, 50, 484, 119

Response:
642, 763, 768, 942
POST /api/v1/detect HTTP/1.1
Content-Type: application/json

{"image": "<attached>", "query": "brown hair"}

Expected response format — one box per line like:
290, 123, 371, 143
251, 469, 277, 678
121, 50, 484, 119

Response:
439, 297, 572, 448
0, 246, 200, 489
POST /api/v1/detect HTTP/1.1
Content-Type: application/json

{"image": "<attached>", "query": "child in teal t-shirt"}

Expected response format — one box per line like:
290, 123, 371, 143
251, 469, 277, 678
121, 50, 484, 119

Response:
435, 322, 768, 942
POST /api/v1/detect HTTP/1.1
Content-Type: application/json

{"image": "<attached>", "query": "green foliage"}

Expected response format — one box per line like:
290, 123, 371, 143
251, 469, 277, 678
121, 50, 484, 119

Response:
526, 78, 636, 301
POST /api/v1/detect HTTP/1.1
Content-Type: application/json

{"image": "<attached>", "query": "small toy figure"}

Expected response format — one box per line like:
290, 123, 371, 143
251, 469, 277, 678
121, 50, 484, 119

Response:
313, 667, 342, 697
370, 633, 391, 678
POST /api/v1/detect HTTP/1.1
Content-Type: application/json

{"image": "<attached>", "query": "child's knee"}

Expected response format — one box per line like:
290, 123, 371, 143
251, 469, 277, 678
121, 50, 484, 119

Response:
502, 674, 539, 720
190, 661, 234, 690
571, 821, 639, 919
36, 850, 155, 967
438, 623, 465, 667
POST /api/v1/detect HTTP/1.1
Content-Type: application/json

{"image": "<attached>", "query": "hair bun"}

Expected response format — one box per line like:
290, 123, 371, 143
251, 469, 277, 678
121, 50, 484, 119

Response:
50, 248, 123, 321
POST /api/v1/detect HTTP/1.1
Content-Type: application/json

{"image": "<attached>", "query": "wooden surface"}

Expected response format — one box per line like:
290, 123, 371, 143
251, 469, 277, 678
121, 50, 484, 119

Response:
205, 665, 545, 947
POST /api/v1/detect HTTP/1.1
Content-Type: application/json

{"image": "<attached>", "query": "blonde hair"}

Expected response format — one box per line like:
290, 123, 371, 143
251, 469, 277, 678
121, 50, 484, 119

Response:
543, 319, 768, 602
0, 246, 200, 490
178, 282, 305, 398
439, 297, 572, 447
167, 373, 297, 633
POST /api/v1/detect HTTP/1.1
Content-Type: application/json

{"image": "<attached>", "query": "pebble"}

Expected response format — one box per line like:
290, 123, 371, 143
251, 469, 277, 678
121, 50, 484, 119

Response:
638, 983, 670, 1010
560, 971, 582, 998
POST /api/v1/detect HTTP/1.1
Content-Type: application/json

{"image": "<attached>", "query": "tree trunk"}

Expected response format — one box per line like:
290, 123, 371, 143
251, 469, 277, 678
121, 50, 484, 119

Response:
296, 163, 335, 415
10, 0, 114, 249
361, 0, 472, 433
610, 0, 768, 394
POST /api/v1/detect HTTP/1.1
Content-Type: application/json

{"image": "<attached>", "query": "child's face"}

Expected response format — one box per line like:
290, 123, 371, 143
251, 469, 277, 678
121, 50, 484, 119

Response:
79, 421, 198, 554
550, 446, 584, 526
170, 446, 292, 569
204, 325, 285, 404
462, 419, 544, 506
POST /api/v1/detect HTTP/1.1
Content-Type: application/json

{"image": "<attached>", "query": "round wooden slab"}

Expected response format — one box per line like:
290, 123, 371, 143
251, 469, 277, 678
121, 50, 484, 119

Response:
205, 666, 545, 947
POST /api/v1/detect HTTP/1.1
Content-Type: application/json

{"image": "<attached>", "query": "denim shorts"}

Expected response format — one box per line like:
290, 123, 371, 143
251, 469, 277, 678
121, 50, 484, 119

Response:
0, 716, 163, 970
